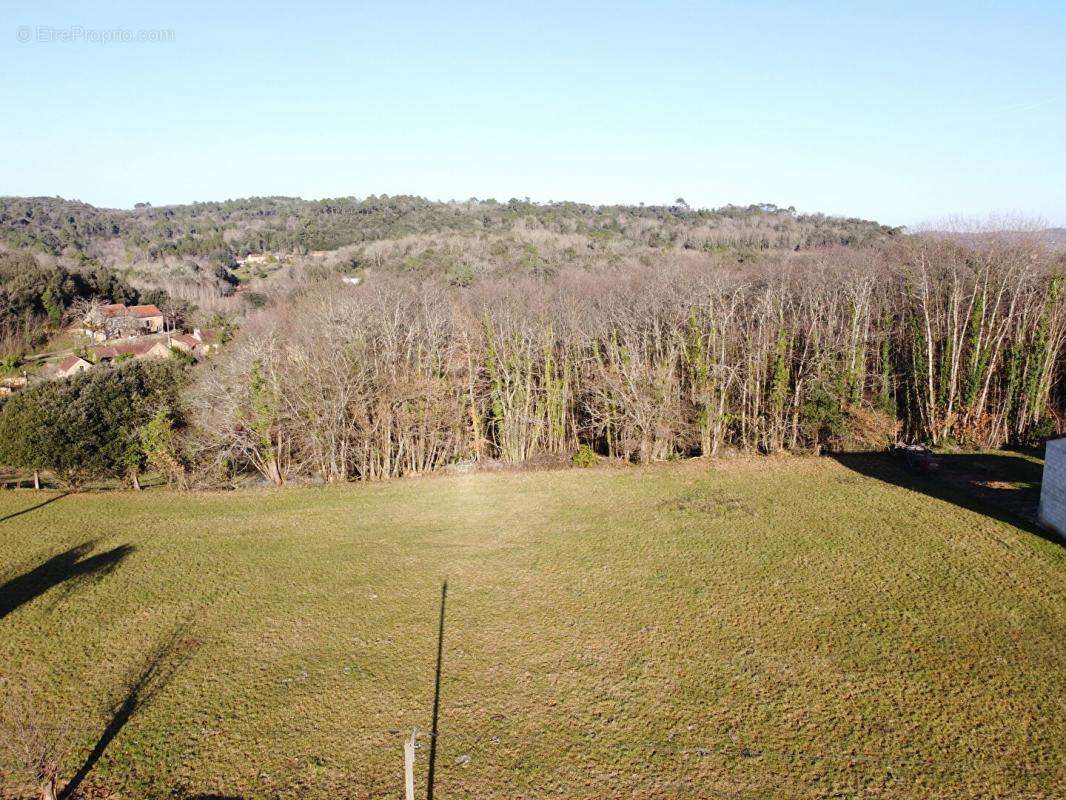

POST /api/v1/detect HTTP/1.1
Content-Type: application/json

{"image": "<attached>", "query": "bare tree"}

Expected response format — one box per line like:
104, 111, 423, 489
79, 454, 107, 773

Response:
63, 296, 106, 341
181, 234, 1065, 486
0, 680, 70, 800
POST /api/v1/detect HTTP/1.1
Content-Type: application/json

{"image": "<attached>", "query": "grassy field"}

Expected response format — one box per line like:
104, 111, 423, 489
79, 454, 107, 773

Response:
0, 454, 1063, 799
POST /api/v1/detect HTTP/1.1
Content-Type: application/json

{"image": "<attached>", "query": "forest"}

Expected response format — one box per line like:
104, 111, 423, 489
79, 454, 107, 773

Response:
0, 195, 900, 262
189, 235, 1064, 486
0, 195, 1062, 488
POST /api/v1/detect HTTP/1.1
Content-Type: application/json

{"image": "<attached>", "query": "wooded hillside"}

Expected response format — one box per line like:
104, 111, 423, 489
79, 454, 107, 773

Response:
0, 196, 899, 263
1, 195, 1062, 488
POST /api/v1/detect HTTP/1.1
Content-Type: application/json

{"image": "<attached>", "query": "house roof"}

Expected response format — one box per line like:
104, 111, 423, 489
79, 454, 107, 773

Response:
57, 355, 88, 372
101, 303, 163, 319
93, 339, 164, 359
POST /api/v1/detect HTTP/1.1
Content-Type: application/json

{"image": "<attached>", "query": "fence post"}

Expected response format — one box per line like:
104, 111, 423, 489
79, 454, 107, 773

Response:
404, 727, 417, 800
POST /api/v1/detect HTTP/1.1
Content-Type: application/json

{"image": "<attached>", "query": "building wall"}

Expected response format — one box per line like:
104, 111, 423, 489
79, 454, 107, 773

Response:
1038, 438, 1066, 538
61, 362, 90, 377
142, 343, 171, 360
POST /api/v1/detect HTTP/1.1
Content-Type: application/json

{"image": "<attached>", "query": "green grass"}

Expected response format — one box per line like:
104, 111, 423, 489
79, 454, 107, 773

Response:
1, 454, 1063, 799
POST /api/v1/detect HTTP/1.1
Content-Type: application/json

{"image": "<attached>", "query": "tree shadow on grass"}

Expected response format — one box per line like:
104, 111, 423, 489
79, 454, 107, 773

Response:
60, 621, 199, 799
830, 450, 1061, 546
0, 541, 135, 620
0, 491, 69, 523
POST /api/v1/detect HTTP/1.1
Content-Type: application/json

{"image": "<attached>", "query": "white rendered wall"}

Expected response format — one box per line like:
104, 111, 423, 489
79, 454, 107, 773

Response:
1038, 438, 1066, 538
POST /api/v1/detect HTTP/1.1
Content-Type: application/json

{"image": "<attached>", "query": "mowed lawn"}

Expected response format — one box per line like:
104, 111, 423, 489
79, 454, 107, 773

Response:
0, 455, 1063, 799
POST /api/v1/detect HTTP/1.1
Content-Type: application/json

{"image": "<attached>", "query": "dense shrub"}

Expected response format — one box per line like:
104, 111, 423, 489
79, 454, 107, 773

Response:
572, 445, 600, 468
0, 361, 185, 486
798, 386, 847, 452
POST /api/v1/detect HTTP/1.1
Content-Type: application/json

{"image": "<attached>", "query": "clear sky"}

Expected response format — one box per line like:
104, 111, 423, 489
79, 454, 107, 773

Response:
1, 0, 1064, 227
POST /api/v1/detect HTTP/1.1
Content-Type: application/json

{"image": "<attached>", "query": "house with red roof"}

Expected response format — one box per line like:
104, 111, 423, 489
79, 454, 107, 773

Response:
167, 333, 200, 354
92, 339, 172, 363
82, 303, 165, 341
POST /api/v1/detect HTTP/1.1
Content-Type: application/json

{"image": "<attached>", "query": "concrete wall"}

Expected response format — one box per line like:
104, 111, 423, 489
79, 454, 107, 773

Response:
1039, 438, 1066, 538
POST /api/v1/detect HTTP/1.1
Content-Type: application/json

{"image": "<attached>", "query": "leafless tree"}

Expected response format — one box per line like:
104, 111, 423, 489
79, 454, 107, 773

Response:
182, 234, 1065, 485
63, 296, 106, 340
0, 680, 70, 800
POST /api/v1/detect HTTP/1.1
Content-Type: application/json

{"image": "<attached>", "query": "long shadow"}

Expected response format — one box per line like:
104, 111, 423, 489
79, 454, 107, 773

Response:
61, 622, 198, 799
427, 580, 447, 800
0, 541, 135, 620
831, 450, 1061, 545
0, 491, 69, 523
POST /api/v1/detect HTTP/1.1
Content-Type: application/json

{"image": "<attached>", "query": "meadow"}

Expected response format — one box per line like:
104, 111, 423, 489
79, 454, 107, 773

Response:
0, 453, 1063, 799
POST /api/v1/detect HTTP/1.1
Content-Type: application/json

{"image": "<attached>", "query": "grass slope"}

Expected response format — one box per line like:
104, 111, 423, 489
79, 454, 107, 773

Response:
0, 455, 1063, 799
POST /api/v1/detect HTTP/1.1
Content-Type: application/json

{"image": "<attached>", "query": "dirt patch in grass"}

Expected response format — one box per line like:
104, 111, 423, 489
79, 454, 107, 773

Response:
658, 488, 754, 518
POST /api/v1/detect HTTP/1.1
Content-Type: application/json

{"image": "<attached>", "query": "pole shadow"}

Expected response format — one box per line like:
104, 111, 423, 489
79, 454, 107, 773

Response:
0, 492, 69, 523
830, 450, 1060, 546
0, 541, 135, 620
427, 580, 447, 800
60, 621, 199, 799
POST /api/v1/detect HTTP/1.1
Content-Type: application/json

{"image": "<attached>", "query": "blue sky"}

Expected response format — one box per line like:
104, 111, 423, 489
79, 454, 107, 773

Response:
1, 1, 1064, 226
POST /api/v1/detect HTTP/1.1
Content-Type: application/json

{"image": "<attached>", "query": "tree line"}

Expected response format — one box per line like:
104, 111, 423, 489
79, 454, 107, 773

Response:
184, 235, 1063, 486
1, 232, 1061, 490
1, 195, 898, 268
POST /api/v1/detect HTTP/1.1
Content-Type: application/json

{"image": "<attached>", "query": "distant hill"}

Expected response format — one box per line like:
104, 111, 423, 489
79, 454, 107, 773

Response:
0, 195, 901, 270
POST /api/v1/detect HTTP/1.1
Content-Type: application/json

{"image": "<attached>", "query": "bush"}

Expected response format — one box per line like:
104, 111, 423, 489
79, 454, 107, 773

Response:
1021, 416, 1057, 446
0, 353, 21, 374
841, 405, 900, 450
798, 384, 900, 452
446, 264, 476, 288
798, 386, 847, 451
572, 444, 599, 468
169, 347, 197, 367
0, 361, 185, 486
